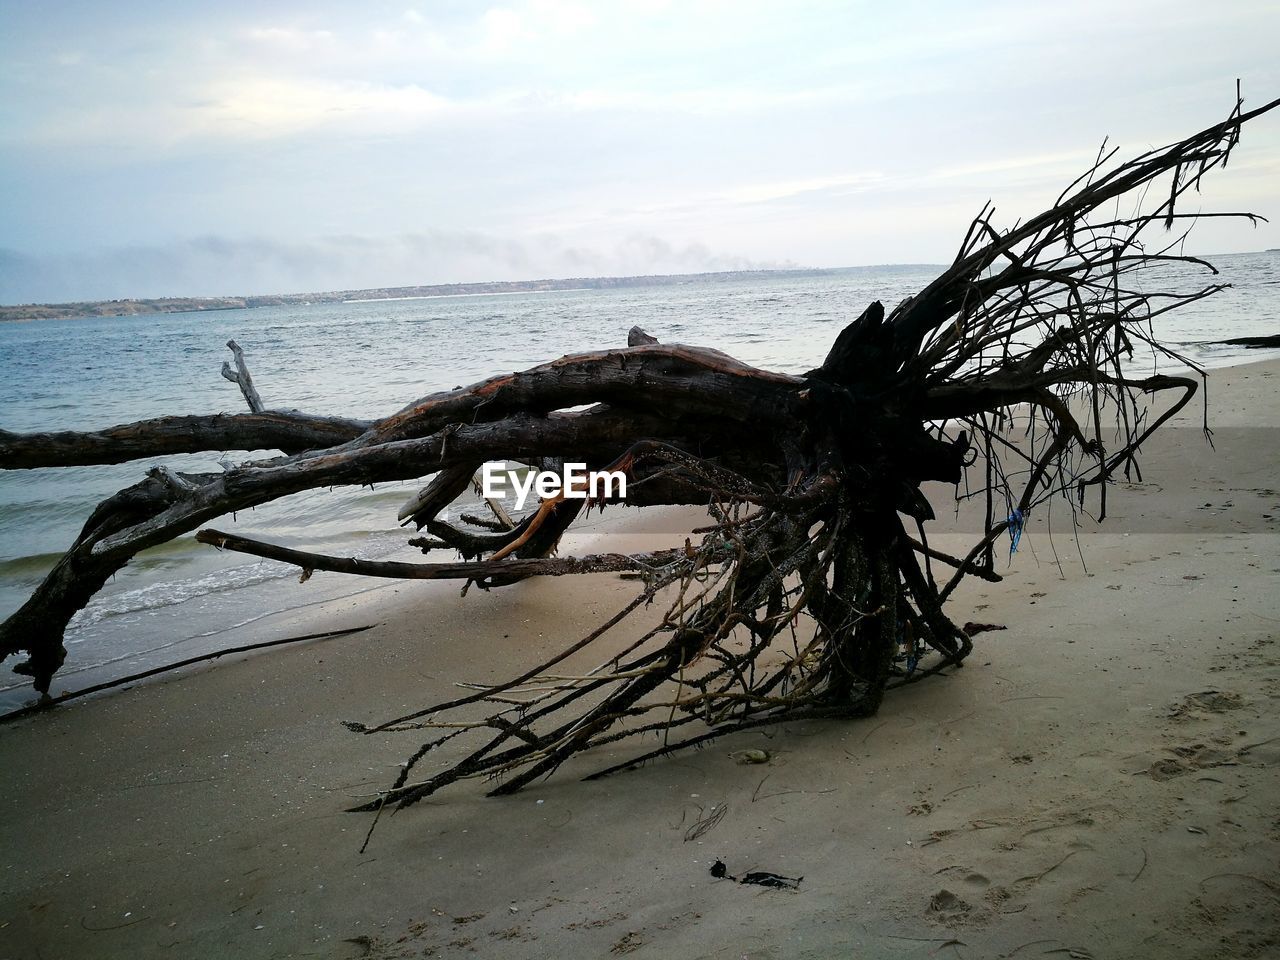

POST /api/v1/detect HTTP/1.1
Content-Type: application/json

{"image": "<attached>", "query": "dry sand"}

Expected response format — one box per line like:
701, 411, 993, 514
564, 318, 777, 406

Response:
1, 360, 1278, 960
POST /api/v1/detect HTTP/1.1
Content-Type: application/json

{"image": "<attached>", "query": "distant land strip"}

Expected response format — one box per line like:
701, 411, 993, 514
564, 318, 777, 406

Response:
0, 267, 937, 322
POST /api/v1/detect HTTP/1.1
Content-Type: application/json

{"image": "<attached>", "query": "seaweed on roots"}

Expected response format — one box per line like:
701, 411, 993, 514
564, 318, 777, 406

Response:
1, 92, 1276, 809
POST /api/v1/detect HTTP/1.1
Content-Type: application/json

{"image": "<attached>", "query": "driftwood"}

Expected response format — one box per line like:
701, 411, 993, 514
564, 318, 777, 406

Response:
1218, 334, 1280, 348
220, 339, 266, 413
1, 92, 1276, 807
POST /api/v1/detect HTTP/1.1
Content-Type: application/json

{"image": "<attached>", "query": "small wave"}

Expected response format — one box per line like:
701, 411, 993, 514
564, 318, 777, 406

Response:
68, 559, 296, 630
0, 535, 209, 576
0, 552, 64, 580
63, 527, 416, 633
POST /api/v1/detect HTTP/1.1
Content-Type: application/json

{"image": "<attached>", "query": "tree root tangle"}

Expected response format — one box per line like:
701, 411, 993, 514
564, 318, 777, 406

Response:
1, 92, 1276, 809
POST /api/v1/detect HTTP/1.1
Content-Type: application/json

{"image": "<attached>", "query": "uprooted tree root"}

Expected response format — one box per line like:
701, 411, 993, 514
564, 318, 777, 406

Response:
1, 92, 1277, 809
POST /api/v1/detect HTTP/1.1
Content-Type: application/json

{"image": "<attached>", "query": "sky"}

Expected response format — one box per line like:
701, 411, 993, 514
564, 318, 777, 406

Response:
1, 0, 1278, 303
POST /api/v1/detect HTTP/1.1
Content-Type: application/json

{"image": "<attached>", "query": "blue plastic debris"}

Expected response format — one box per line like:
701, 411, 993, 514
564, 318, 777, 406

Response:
1007, 509, 1025, 558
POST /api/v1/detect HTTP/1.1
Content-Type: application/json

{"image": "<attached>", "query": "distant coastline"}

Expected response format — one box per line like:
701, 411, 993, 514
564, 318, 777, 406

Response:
6, 249, 1273, 323
0, 267, 927, 322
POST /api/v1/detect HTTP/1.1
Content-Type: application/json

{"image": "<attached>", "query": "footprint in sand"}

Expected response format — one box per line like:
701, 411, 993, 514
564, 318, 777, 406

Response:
935, 865, 989, 889
1146, 740, 1255, 781
928, 888, 974, 922
1167, 690, 1245, 721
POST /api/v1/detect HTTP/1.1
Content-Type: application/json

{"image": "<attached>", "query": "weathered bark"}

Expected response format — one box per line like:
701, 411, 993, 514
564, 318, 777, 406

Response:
196, 529, 685, 583
220, 339, 266, 413
0, 412, 370, 469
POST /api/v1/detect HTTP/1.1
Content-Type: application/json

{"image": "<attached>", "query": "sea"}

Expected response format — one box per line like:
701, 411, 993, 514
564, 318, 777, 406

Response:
2, 254, 1278, 709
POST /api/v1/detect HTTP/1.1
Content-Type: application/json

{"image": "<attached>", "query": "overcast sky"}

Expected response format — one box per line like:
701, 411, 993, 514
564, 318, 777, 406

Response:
2, 0, 1278, 303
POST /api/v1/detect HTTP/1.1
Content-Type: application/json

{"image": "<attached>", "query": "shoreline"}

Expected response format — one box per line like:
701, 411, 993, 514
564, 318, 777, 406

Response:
0, 360, 1277, 959
1, 350, 1276, 715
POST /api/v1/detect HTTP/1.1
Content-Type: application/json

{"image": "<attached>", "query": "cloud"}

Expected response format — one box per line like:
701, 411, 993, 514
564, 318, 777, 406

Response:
244, 26, 336, 51
1, 0, 1277, 305
195, 76, 453, 137
15, 74, 460, 147
721, 173, 888, 205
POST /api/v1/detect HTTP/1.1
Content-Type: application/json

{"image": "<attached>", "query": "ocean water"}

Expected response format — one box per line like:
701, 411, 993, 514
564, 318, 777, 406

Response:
1, 255, 1277, 707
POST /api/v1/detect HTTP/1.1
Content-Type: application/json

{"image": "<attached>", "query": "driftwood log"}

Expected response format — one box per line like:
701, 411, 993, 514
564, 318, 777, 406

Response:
1, 92, 1276, 806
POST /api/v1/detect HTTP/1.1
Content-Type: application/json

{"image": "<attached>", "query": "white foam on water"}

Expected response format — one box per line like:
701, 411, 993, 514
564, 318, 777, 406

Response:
67, 558, 296, 631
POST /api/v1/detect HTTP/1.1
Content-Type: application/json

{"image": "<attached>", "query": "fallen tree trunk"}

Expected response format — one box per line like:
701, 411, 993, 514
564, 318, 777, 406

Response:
0, 411, 370, 468
1217, 334, 1280, 348
1, 92, 1276, 809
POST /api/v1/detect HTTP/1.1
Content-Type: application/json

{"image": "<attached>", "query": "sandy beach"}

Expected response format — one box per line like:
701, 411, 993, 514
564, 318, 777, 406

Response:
1, 358, 1277, 960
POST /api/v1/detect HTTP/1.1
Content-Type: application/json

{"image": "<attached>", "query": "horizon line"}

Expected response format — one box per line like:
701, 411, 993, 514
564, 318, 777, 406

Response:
3, 262, 951, 312
3, 247, 1272, 315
